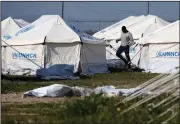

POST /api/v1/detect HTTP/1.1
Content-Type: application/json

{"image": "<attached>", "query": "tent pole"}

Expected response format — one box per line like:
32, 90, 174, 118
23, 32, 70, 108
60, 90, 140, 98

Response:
147, 1, 150, 15
62, 2, 64, 19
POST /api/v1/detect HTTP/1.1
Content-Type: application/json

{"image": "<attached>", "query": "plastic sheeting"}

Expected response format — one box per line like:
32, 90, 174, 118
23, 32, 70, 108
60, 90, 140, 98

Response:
24, 84, 73, 97
23, 84, 140, 98
94, 86, 140, 97
24, 84, 94, 97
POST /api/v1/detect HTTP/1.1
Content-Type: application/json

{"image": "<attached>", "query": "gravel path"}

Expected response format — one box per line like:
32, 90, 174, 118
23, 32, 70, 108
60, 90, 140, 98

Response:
1, 92, 66, 105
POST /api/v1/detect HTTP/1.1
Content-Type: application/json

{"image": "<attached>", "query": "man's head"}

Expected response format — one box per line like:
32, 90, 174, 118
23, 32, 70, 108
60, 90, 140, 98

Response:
122, 26, 128, 33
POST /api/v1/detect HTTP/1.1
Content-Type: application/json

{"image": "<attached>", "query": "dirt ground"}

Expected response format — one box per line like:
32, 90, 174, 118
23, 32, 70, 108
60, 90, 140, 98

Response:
1, 92, 66, 105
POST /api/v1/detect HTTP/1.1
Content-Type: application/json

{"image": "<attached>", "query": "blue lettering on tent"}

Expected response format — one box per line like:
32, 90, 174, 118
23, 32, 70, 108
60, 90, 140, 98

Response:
130, 47, 136, 53
15, 25, 35, 36
3, 35, 12, 40
12, 52, 37, 60
156, 51, 180, 58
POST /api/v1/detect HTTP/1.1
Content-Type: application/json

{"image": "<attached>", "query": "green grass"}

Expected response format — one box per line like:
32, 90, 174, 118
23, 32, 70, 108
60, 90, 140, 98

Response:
2, 71, 158, 93
4, 71, 171, 124
2, 94, 179, 124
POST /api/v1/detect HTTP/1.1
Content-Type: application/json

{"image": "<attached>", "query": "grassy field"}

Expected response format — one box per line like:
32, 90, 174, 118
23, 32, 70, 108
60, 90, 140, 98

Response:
2, 71, 157, 93
2, 71, 179, 124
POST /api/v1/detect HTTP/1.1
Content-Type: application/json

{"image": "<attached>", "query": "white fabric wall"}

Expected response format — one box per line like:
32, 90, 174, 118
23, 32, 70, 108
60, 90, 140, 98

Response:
2, 46, 6, 72
138, 45, 150, 71
130, 44, 142, 66
2, 45, 44, 75
44, 43, 81, 76
139, 44, 179, 73
81, 43, 108, 74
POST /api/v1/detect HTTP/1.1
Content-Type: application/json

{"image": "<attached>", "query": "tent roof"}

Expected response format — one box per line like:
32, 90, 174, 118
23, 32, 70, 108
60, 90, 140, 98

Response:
137, 20, 179, 44
3, 15, 104, 46
127, 15, 170, 39
93, 15, 146, 40
1, 17, 20, 41
106, 15, 170, 40
14, 19, 30, 28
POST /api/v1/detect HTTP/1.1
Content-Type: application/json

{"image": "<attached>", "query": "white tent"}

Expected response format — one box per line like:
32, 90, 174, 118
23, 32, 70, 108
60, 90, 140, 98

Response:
104, 15, 170, 67
136, 20, 179, 73
14, 19, 30, 28
2, 15, 108, 76
93, 15, 146, 40
1, 17, 21, 72
1, 17, 20, 41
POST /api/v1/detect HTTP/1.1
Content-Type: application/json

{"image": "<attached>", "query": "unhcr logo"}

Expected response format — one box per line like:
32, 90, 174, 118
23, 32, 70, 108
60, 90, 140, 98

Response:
130, 47, 136, 53
156, 51, 180, 58
15, 25, 35, 36
3, 35, 12, 40
12, 52, 37, 60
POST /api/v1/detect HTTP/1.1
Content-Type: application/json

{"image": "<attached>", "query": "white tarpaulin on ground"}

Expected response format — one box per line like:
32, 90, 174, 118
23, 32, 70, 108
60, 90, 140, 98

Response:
137, 20, 179, 73
24, 84, 73, 97
2, 15, 108, 77
23, 84, 140, 97
14, 19, 30, 28
94, 85, 140, 97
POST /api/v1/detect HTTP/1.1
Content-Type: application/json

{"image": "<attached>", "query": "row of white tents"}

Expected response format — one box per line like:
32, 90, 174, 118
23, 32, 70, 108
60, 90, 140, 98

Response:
1, 15, 179, 77
1, 15, 108, 77
93, 15, 179, 73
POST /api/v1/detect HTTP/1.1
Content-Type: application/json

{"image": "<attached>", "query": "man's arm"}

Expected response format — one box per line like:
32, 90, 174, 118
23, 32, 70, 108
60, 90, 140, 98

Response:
116, 38, 121, 43
128, 32, 134, 46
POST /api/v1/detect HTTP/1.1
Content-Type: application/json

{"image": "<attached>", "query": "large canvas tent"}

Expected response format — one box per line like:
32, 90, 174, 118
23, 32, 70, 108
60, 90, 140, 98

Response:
2, 15, 108, 77
135, 20, 179, 73
103, 15, 170, 68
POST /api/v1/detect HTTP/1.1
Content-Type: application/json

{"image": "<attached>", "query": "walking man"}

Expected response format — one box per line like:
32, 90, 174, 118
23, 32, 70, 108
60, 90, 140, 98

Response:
116, 26, 134, 69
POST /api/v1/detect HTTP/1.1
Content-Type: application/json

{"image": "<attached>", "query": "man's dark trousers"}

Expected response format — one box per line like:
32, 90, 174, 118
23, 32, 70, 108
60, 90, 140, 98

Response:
116, 45, 131, 68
